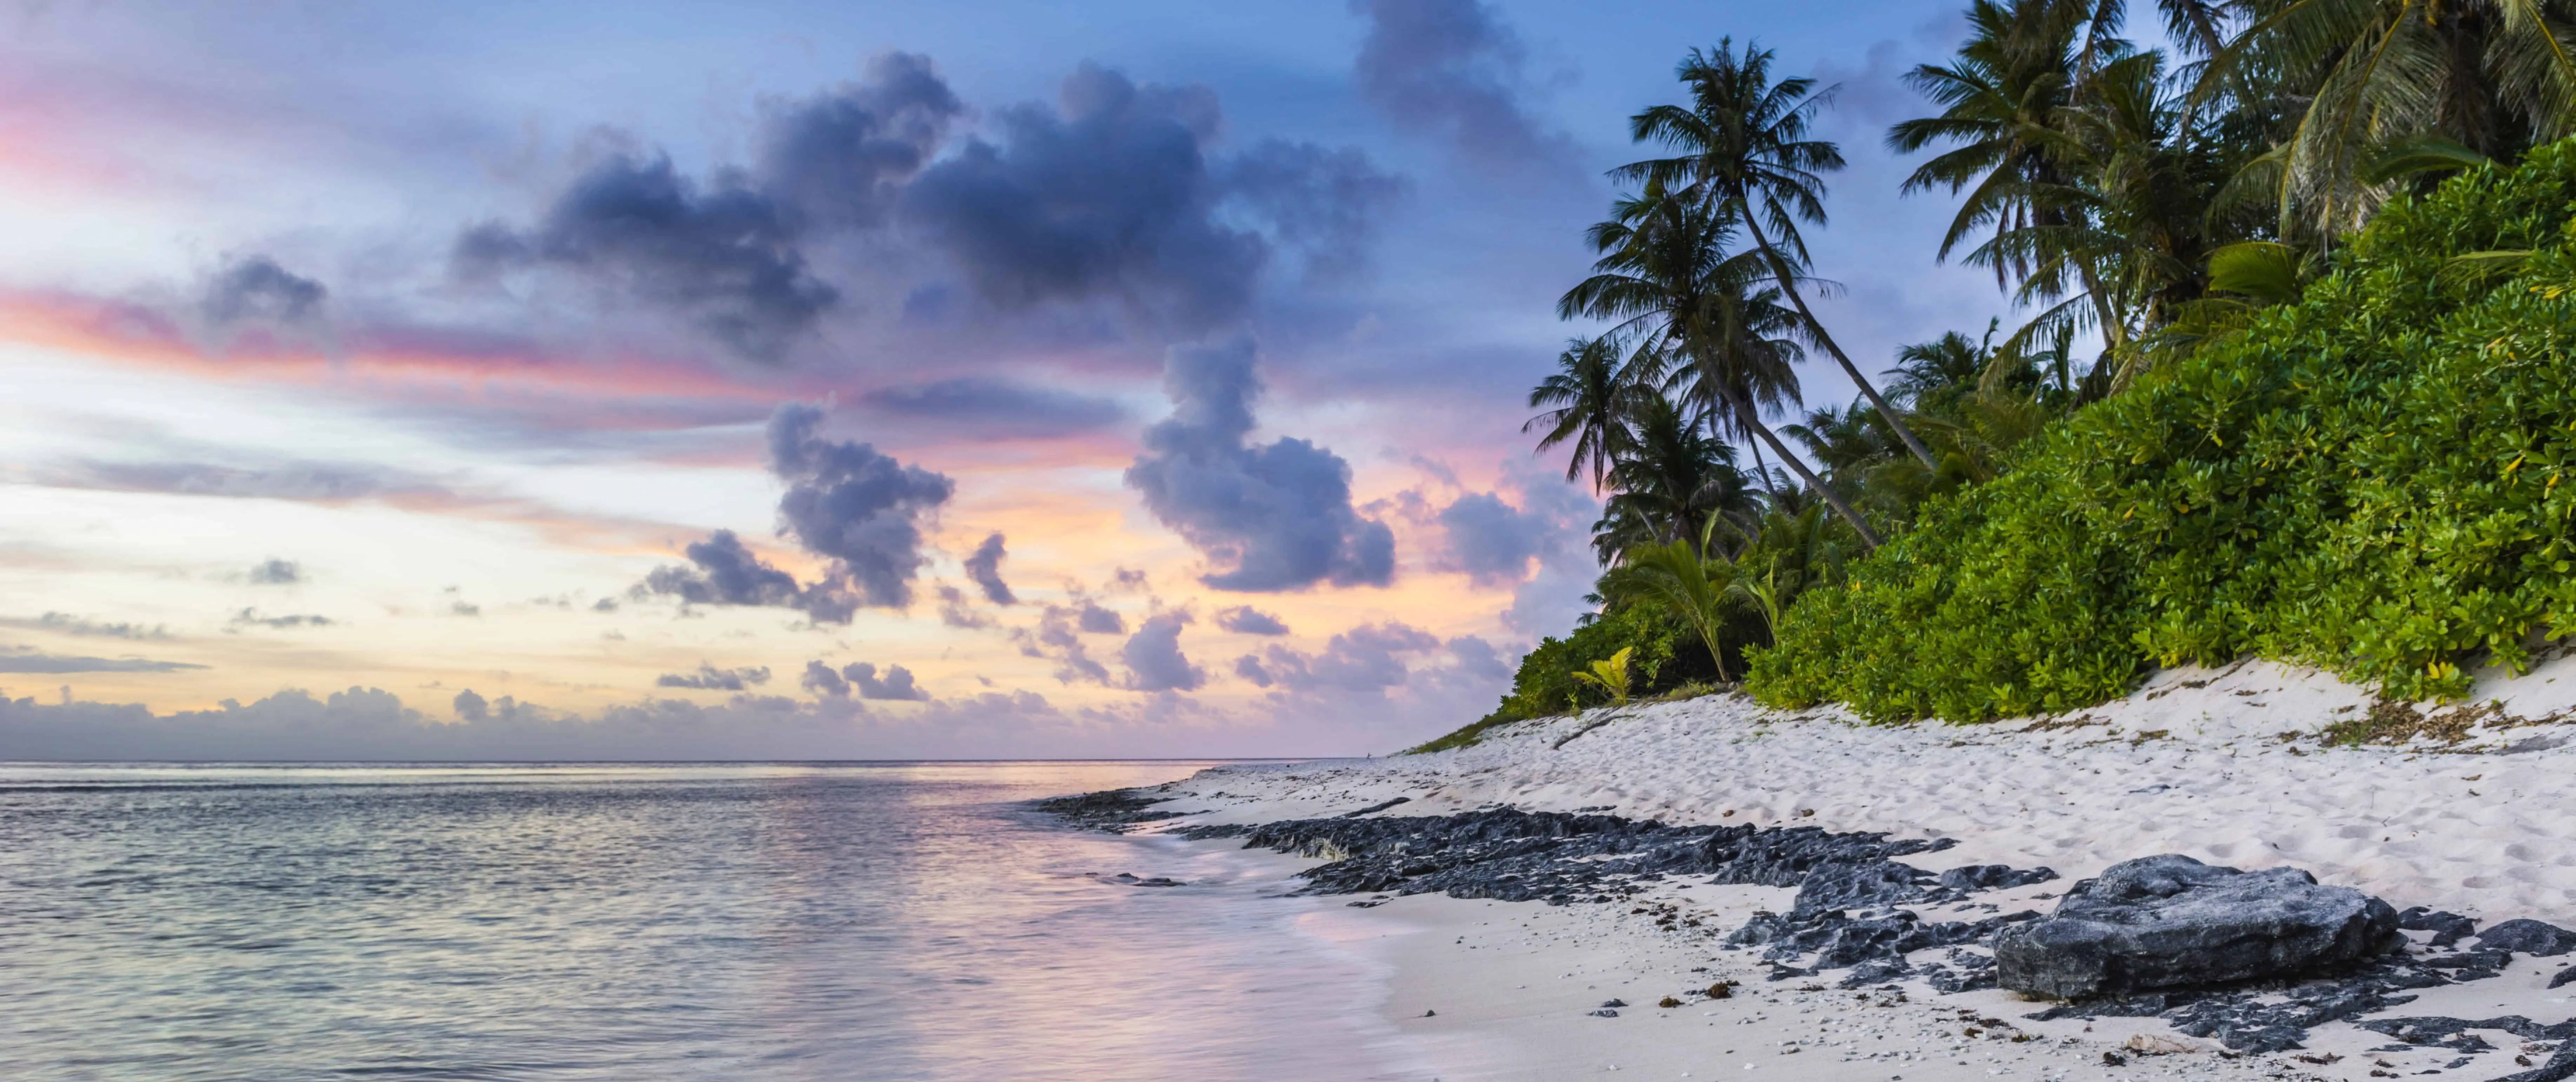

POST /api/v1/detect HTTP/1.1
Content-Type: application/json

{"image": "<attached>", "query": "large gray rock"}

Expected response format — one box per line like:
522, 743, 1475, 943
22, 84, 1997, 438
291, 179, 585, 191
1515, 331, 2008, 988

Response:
1994, 855, 2399, 999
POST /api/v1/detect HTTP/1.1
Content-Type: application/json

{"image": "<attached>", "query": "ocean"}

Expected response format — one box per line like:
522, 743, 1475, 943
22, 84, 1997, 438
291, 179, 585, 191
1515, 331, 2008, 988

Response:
0, 761, 1417, 1081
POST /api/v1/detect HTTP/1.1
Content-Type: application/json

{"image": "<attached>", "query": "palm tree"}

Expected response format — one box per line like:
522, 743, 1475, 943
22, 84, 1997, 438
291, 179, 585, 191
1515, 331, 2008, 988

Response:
1592, 392, 1761, 559
1617, 40, 1941, 471
2203, 0, 2576, 240
1605, 539, 1741, 681
1525, 334, 1636, 488
1559, 186, 1884, 548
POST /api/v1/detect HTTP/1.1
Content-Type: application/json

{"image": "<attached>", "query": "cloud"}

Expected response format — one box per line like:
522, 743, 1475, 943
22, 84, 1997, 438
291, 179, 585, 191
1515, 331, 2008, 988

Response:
902, 63, 1264, 334
226, 608, 335, 630
202, 255, 326, 326
1349, 0, 1564, 167
2, 613, 168, 640
962, 532, 1015, 605
1009, 605, 1110, 685
1436, 491, 1552, 586
935, 585, 994, 628
799, 659, 928, 700
857, 377, 1126, 440
246, 558, 303, 584
767, 402, 955, 611
1124, 338, 1394, 592
454, 154, 835, 361
1244, 620, 1439, 694
453, 689, 489, 721
1120, 612, 1204, 692
756, 52, 963, 229
656, 663, 774, 691
1215, 140, 1409, 283
1075, 601, 1125, 635
1214, 605, 1289, 636
641, 529, 827, 616
0, 647, 204, 673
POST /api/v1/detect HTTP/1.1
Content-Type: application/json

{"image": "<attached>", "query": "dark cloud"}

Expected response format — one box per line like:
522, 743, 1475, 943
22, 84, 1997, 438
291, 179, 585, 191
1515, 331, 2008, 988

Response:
203, 255, 326, 326
226, 608, 334, 630
1120, 612, 1204, 692
42, 459, 391, 501
1242, 621, 1439, 694
1436, 491, 1550, 585
757, 52, 962, 229
903, 63, 1263, 334
1123, 338, 1394, 592
857, 377, 1127, 440
1350, 0, 1564, 167
0, 647, 204, 674
798, 660, 927, 700
642, 529, 812, 610
1075, 601, 1125, 635
962, 532, 1015, 605
246, 558, 304, 585
454, 154, 835, 360
2, 613, 169, 640
1216, 140, 1409, 283
656, 663, 774, 691
1109, 568, 1150, 591
453, 688, 489, 721
767, 403, 954, 610
1214, 605, 1290, 636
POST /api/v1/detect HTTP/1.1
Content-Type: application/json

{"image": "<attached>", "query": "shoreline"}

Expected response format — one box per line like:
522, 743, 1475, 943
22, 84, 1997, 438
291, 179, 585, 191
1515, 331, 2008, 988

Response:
1060, 655, 2576, 1081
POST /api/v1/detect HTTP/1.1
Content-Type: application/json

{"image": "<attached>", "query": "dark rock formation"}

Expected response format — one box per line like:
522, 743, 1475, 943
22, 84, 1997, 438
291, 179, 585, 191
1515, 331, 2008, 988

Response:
1034, 789, 1191, 832
2478, 918, 2576, 956
1993, 855, 2400, 1000
2397, 906, 2479, 948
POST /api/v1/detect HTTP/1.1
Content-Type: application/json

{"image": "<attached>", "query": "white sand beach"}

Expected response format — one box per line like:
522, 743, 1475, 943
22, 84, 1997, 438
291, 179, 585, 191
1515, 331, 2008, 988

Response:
1142, 655, 2576, 1081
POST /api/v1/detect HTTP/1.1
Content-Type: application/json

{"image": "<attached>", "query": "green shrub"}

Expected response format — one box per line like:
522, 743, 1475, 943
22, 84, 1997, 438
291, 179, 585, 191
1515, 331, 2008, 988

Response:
1748, 141, 2576, 722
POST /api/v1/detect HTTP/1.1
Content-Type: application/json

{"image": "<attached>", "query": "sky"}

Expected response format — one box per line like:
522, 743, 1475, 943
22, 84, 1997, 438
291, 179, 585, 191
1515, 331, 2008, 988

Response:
0, 0, 2016, 760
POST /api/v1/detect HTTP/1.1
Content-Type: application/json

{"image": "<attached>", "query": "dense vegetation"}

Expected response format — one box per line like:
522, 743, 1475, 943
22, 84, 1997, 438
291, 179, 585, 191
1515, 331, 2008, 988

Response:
1445, 0, 2576, 742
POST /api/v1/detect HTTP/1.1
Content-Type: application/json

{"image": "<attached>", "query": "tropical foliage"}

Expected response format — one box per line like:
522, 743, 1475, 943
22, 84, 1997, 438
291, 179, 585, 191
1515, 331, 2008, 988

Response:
1439, 0, 2576, 743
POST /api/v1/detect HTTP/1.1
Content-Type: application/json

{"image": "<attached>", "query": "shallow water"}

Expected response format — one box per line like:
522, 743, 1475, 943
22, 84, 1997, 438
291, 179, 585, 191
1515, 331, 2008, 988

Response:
0, 761, 1415, 1081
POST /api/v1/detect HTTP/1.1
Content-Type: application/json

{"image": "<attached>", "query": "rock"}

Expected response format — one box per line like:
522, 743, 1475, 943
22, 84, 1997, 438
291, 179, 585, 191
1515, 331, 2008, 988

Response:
2551, 964, 2576, 989
1992, 855, 2400, 1000
1939, 864, 2059, 892
1588, 1008, 1619, 1018
2478, 918, 2576, 956
2397, 906, 2479, 948
1600, 998, 1627, 1008
2496, 1042, 2576, 1082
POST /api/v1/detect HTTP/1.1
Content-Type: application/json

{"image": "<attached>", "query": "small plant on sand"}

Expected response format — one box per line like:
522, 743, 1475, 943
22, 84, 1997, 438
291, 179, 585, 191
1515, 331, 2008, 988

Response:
1570, 646, 1637, 707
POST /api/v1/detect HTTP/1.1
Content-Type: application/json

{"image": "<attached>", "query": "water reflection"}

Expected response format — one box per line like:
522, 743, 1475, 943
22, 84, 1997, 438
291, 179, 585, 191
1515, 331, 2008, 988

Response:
0, 761, 1413, 1081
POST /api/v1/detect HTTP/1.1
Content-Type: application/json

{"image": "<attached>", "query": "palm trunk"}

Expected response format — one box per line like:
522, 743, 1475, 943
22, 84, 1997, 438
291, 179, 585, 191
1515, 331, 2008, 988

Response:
1747, 436, 1784, 506
1720, 383, 1880, 550
1744, 214, 1939, 471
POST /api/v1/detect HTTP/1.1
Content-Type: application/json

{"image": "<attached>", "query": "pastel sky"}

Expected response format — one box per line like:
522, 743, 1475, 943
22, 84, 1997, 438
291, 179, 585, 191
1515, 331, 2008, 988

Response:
0, 0, 2011, 760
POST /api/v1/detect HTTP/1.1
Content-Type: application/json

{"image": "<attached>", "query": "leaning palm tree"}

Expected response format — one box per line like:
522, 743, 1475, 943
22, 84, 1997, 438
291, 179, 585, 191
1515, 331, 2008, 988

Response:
1525, 334, 1638, 489
1618, 39, 1940, 471
1560, 186, 1883, 548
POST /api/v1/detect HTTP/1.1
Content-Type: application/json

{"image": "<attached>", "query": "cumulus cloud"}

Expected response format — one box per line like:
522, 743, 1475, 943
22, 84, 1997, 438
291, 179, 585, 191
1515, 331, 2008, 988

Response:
203, 255, 327, 326
935, 585, 994, 628
1436, 491, 1552, 585
903, 64, 1263, 333
756, 52, 963, 229
1349, 0, 1565, 167
1120, 612, 1204, 692
1074, 601, 1125, 635
246, 558, 304, 584
1216, 140, 1409, 283
768, 402, 955, 611
642, 529, 819, 614
0, 646, 204, 674
1213, 605, 1289, 636
226, 608, 335, 630
1243, 621, 1439, 694
800, 659, 929, 700
452, 688, 489, 721
962, 532, 1015, 605
656, 663, 774, 691
1124, 338, 1394, 592
454, 152, 836, 360
1009, 605, 1111, 685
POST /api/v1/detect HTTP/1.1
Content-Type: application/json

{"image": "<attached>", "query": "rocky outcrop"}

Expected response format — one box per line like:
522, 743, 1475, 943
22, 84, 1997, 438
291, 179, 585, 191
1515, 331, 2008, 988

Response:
1994, 855, 2400, 1000
2477, 918, 2576, 956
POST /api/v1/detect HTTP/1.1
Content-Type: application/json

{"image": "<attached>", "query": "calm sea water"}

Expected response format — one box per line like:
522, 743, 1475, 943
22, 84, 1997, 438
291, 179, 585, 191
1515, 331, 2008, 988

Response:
0, 761, 1419, 1081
